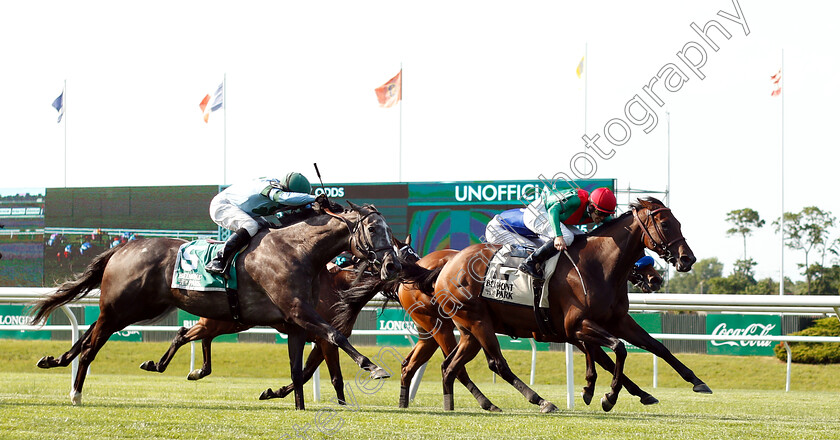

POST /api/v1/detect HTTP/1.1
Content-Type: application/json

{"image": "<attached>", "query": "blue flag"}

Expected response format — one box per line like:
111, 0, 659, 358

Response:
52, 91, 64, 123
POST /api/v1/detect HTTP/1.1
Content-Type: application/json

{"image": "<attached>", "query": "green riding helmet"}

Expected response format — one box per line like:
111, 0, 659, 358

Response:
284, 172, 312, 194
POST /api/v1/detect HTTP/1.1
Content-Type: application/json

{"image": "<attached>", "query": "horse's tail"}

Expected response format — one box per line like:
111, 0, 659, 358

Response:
29, 244, 123, 325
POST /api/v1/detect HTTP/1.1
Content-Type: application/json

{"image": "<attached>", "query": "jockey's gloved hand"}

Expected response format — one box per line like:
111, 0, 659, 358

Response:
314, 193, 330, 211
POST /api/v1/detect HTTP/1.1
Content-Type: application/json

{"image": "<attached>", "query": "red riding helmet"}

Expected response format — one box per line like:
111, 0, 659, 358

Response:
589, 187, 617, 214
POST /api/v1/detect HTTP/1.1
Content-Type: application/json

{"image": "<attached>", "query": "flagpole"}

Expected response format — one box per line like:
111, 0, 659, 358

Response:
584, 43, 588, 175
64, 79, 67, 188
399, 63, 403, 183
779, 50, 785, 296
223, 73, 227, 185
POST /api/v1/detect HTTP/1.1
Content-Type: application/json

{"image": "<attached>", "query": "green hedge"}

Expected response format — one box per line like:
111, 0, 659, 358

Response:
774, 317, 840, 363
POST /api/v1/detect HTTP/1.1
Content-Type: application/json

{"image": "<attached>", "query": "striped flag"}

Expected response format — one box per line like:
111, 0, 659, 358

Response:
52, 90, 65, 123
770, 69, 782, 97
375, 70, 402, 108
576, 56, 585, 79
200, 82, 224, 123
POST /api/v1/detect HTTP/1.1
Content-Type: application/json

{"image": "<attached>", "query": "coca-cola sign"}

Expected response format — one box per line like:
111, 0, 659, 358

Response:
706, 314, 781, 356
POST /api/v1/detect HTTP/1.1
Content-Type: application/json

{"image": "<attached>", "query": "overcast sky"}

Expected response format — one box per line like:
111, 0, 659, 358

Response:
1, 0, 837, 283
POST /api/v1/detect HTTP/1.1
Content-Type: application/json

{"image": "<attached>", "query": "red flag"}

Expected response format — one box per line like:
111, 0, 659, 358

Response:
375, 70, 402, 108
199, 94, 211, 122
770, 69, 782, 97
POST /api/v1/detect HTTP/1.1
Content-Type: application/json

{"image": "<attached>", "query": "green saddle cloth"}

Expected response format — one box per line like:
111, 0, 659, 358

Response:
171, 240, 239, 291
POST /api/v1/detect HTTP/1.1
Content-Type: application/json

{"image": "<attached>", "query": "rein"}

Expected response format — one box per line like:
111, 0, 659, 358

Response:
632, 206, 686, 264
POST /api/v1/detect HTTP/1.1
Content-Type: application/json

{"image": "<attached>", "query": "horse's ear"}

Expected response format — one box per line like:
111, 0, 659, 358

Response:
405, 234, 412, 246
347, 200, 361, 211
369, 203, 378, 211
638, 198, 654, 209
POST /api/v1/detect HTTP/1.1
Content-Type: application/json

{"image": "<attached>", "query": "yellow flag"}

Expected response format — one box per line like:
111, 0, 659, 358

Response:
576, 57, 585, 79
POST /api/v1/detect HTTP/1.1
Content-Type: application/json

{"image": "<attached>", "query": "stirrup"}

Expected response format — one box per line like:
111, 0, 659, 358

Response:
205, 259, 226, 274
518, 262, 544, 280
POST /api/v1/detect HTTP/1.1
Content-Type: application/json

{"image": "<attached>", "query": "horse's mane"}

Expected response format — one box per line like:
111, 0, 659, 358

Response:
584, 197, 666, 237
332, 255, 442, 323
273, 198, 347, 228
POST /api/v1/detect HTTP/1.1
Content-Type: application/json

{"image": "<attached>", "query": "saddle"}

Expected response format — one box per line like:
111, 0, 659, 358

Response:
481, 244, 561, 335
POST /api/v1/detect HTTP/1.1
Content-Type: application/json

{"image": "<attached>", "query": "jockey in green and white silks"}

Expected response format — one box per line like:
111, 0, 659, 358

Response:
205, 172, 316, 274
518, 186, 616, 279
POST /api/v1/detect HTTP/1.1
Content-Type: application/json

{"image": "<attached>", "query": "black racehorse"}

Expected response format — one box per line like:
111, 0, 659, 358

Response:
30, 199, 401, 410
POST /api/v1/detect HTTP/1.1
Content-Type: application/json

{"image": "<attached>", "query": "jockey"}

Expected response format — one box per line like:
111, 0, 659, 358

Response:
484, 186, 617, 280
518, 186, 617, 279
205, 172, 316, 274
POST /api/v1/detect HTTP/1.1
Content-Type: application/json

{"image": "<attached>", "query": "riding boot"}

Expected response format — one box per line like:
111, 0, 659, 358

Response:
205, 228, 251, 274
518, 240, 560, 280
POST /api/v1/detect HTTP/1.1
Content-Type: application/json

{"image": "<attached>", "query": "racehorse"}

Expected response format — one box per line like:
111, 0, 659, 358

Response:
396, 249, 665, 411
138, 236, 437, 405
29, 200, 401, 410
430, 197, 705, 412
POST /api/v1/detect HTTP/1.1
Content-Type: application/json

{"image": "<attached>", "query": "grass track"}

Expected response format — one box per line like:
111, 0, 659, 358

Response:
1, 340, 839, 439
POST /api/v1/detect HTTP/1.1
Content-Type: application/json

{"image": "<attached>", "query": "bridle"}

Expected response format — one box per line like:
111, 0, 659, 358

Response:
632, 206, 686, 265
325, 207, 394, 271
396, 243, 421, 263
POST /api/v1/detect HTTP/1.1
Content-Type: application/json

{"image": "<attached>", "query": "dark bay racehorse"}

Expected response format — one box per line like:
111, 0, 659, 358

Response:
429, 198, 707, 412
29, 201, 401, 409
396, 249, 665, 411
139, 236, 437, 405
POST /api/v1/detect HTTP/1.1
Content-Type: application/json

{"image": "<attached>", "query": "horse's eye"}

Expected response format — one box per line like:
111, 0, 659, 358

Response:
367, 226, 376, 234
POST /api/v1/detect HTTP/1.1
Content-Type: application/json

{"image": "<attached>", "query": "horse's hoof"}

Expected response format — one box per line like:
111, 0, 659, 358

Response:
483, 403, 503, 413
36, 356, 54, 369
139, 361, 156, 372
370, 367, 391, 380
640, 395, 659, 405
70, 390, 82, 406
693, 383, 713, 394
259, 389, 275, 400
582, 391, 593, 405
187, 369, 204, 381
601, 395, 615, 412
539, 401, 557, 413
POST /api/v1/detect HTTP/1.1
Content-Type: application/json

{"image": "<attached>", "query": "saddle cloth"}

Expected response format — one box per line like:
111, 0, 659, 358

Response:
480, 244, 560, 308
171, 240, 239, 291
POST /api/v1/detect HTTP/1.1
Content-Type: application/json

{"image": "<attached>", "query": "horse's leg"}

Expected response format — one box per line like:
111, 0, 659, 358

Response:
587, 345, 659, 405
575, 341, 598, 406
461, 325, 556, 413
285, 324, 307, 410
433, 327, 500, 412
37, 324, 95, 368
69, 317, 122, 405
286, 301, 388, 379
260, 339, 328, 401
575, 319, 627, 412
321, 341, 346, 405
440, 331, 484, 411
612, 314, 712, 394
189, 337, 214, 380
140, 326, 190, 373
399, 337, 439, 408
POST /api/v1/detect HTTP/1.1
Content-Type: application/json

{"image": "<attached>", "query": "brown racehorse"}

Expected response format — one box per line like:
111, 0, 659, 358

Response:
139, 236, 437, 405
396, 249, 665, 411
29, 200, 401, 409
429, 198, 704, 413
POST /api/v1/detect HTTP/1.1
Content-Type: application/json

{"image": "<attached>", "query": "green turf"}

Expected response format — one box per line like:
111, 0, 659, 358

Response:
1, 340, 839, 439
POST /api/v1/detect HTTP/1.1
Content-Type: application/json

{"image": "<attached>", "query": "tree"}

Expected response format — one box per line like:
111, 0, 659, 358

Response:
726, 208, 765, 267
773, 207, 836, 294
668, 257, 723, 293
